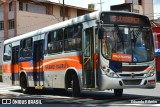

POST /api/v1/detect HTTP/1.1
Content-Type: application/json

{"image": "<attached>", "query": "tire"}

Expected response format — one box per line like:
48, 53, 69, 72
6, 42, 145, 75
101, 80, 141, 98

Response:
20, 75, 32, 94
72, 75, 80, 97
114, 89, 123, 97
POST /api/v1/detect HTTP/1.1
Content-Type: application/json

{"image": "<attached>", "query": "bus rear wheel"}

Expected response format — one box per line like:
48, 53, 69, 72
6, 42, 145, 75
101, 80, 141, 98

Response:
72, 75, 80, 97
114, 89, 123, 97
20, 75, 31, 94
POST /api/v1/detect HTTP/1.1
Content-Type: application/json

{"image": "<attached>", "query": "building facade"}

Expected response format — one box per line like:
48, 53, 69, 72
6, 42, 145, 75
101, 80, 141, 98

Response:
0, 0, 94, 65
125, 0, 154, 19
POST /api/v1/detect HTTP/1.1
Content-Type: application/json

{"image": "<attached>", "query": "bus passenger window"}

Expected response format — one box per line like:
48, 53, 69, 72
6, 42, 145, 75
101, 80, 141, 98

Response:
3, 44, 11, 61
47, 29, 63, 54
20, 38, 32, 58
64, 24, 82, 51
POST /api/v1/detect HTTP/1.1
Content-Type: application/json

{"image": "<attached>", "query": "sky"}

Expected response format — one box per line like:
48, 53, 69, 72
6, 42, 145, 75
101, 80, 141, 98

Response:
154, 0, 160, 19
50, 0, 160, 19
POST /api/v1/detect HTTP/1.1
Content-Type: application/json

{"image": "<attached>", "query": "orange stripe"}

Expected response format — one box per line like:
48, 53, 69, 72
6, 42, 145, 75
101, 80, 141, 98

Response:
3, 64, 10, 73
2, 55, 83, 73
43, 56, 82, 71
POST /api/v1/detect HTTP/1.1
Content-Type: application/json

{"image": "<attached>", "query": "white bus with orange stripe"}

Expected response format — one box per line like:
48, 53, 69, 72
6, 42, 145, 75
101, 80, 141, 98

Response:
2, 11, 156, 97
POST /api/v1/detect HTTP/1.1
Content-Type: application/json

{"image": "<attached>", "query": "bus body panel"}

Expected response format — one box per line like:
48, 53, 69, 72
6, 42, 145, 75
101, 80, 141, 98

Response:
43, 53, 82, 88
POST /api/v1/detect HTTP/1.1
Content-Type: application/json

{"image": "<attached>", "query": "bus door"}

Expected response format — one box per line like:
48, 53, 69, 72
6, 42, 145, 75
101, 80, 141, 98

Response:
11, 46, 19, 85
82, 27, 95, 88
33, 40, 44, 88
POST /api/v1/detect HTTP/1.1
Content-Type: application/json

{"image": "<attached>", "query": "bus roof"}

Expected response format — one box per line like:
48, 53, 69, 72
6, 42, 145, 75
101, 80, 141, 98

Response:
4, 11, 101, 45
4, 11, 149, 45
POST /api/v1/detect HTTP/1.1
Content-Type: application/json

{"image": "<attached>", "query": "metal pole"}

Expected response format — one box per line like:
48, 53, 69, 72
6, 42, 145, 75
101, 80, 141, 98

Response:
100, 0, 102, 11
63, 0, 65, 21
98, 0, 104, 11
132, 0, 133, 12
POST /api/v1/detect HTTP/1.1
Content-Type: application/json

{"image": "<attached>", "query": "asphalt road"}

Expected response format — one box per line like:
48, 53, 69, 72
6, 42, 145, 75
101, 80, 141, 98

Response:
0, 82, 160, 107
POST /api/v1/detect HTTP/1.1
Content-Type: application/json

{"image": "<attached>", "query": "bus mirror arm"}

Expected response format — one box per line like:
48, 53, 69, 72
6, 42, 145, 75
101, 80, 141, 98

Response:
96, 20, 104, 39
98, 28, 104, 39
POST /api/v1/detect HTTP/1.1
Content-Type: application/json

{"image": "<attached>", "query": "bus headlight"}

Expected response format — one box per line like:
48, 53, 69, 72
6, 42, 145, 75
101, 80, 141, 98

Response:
108, 72, 119, 78
102, 67, 119, 78
146, 69, 155, 77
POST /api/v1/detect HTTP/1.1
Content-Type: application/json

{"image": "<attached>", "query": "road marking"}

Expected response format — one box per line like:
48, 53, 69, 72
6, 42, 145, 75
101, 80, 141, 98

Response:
45, 95, 71, 99
151, 104, 160, 106
0, 86, 20, 91
125, 104, 142, 106
108, 104, 160, 106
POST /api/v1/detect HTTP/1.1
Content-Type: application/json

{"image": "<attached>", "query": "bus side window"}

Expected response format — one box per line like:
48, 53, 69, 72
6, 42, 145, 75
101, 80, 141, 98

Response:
3, 44, 11, 61
64, 24, 82, 51
20, 38, 32, 58
47, 29, 63, 54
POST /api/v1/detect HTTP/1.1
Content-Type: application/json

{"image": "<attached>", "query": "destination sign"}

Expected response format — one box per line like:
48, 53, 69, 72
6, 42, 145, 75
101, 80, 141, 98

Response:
100, 12, 151, 27
111, 16, 140, 24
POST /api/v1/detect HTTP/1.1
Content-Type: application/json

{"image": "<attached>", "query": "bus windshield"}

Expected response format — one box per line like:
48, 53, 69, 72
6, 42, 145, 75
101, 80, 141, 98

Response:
101, 26, 154, 62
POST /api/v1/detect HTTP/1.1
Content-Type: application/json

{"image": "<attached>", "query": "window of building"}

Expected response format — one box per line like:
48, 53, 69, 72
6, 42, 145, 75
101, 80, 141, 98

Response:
133, 9, 139, 13
8, 20, 14, 29
20, 38, 33, 58
65, 7, 69, 18
138, 0, 142, 5
0, 21, 4, 30
64, 24, 82, 51
60, 6, 63, 17
9, 2, 12, 11
26, 3, 28, 11
3, 44, 11, 61
77, 10, 85, 16
47, 29, 63, 54
19, 2, 23, 10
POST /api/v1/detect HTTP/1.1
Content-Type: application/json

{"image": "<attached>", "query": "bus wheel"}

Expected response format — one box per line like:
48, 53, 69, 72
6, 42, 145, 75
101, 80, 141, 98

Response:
72, 75, 80, 97
20, 75, 29, 94
114, 89, 123, 97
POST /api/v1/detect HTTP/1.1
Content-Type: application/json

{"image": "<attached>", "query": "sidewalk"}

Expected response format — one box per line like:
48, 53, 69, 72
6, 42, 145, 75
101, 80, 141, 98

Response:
0, 82, 21, 98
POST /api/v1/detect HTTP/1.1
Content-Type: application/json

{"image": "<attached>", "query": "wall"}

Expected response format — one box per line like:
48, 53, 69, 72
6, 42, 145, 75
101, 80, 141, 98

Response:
0, 30, 4, 65
125, 0, 139, 4
68, 8, 77, 18
143, 0, 154, 20
27, 3, 46, 14
17, 11, 60, 35
133, 5, 143, 14
17, 1, 46, 14
52, 4, 60, 17
0, 4, 4, 65
0, 4, 4, 13
125, 0, 154, 20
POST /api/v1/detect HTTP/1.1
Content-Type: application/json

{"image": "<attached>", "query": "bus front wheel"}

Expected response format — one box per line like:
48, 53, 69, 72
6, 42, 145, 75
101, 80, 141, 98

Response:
72, 75, 80, 97
114, 89, 123, 97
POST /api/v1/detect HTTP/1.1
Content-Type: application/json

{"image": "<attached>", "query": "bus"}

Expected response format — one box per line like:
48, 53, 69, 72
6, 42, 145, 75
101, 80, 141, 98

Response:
2, 11, 156, 97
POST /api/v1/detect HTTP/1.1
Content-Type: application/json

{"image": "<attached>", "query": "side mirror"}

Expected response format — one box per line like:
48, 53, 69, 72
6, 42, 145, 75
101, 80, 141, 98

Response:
98, 28, 104, 39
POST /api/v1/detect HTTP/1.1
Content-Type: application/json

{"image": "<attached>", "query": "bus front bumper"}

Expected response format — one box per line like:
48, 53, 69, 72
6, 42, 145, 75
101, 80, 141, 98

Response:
99, 74, 156, 90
